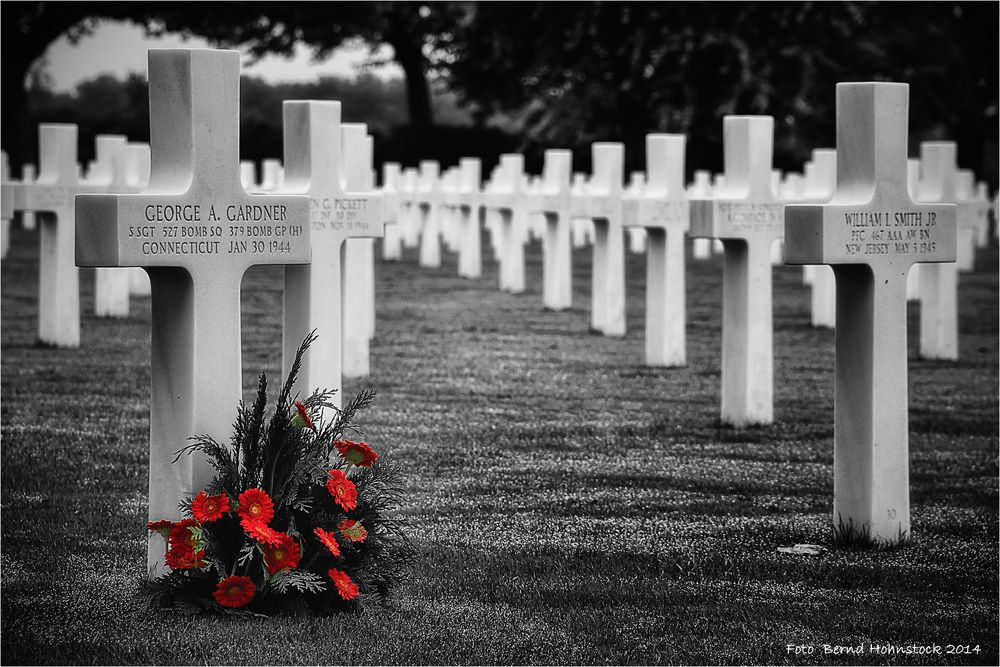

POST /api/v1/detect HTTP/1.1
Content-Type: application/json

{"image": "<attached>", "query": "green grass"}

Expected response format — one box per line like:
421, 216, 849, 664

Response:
2, 223, 997, 665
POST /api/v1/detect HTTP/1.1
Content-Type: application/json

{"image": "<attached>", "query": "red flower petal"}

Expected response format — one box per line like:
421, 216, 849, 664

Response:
314, 527, 342, 558
328, 568, 359, 601
333, 440, 378, 467
213, 575, 256, 608
324, 469, 358, 511
237, 488, 274, 525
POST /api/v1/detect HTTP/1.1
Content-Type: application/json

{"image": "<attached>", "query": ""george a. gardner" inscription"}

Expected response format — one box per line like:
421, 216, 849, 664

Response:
124, 201, 304, 258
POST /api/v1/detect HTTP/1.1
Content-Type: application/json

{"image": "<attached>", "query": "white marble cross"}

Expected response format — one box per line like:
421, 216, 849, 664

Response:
784, 82, 955, 545
801, 149, 837, 328
399, 167, 421, 249
569, 173, 593, 249
417, 160, 442, 268
623, 134, 689, 366
914, 141, 960, 361
125, 143, 153, 297
971, 181, 991, 248
482, 154, 528, 294
528, 149, 573, 310
76, 49, 312, 575
456, 157, 483, 279
582, 143, 627, 337
1, 151, 11, 259
954, 169, 980, 271
626, 171, 648, 254
690, 116, 784, 425
89, 135, 133, 318
342, 126, 380, 379
278, 103, 382, 404
687, 170, 714, 260
19, 164, 37, 230
380, 162, 402, 261
14, 124, 100, 347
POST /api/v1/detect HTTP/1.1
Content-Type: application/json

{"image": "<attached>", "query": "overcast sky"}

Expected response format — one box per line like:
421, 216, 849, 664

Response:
40, 21, 402, 91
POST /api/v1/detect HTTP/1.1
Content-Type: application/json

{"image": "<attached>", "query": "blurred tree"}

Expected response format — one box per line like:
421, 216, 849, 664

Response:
1, 1, 458, 167
443, 1, 998, 183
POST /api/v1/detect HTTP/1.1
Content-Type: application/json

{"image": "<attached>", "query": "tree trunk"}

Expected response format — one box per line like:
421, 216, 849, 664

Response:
389, 36, 434, 128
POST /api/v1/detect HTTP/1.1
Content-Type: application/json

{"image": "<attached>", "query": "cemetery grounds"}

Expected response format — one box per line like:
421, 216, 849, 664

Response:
1, 225, 997, 665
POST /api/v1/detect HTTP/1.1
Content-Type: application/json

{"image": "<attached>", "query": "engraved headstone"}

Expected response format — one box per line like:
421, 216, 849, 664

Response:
583, 143, 627, 337
623, 134, 689, 366
76, 49, 311, 574
784, 82, 955, 544
343, 126, 380, 379
278, 104, 382, 402
690, 116, 784, 425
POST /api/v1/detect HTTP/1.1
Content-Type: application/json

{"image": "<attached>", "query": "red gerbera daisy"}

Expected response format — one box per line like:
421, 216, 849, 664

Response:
165, 543, 204, 570
168, 518, 201, 550
291, 400, 317, 433
237, 488, 274, 525
242, 519, 285, 546
338, 519, 367, 543
146, 520, 174, 541
325, 469, 357, 511
213, 575, 256, 608
334, 440, 378, 467
263, 533, 302, 575
327, 568, 359, 601
191, 491, 230, 523
313, 527, 341, 557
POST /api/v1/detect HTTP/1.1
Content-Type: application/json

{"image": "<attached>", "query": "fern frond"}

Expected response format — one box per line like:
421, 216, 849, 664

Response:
267, 569, 327, 595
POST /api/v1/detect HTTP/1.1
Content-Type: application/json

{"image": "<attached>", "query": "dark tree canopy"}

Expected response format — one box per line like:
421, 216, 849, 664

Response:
2, 1, 997, 185
443, 1, 998, 180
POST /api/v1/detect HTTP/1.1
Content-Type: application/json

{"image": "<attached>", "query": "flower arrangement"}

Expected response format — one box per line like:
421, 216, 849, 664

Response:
142, 332, 412, 616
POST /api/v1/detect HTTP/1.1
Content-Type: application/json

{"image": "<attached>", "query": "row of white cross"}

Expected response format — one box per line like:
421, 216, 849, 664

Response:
0, 50, 994, 571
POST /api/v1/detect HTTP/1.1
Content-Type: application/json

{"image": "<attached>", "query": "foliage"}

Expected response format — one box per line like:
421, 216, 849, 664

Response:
140, 332, 414, 616
443, 1, 999, 179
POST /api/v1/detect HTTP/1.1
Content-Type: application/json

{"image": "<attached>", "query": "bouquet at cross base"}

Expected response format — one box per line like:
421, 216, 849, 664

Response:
142, 332, 413, 616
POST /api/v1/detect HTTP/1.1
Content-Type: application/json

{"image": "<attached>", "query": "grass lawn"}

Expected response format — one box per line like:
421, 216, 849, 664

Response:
1, 222, 997, 665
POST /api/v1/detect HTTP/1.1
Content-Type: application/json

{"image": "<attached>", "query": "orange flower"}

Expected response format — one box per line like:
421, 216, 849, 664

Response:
243, 519, 285, 547
291, 400, 316, 432
334, 440, 378, 467
325, 469, 357, 511
213, 575, 256, 608
338, 519, 367, 543
328, 568, 359, 601
191, 491, 230, 523
263, 533, 301, 575
314, 527, 341, 557
237, 488, 274, 525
